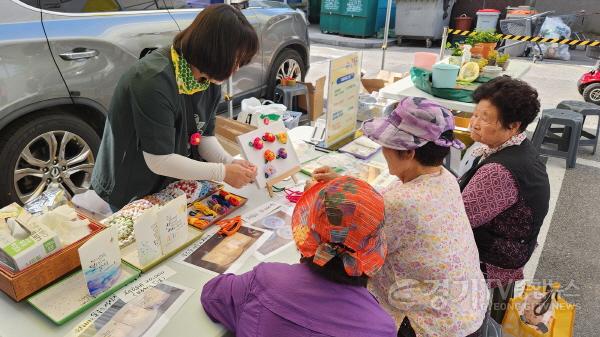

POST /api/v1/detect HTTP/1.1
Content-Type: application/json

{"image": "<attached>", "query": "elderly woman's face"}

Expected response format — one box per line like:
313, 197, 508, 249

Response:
470, 99, 520, 149
382, 147, 414, 179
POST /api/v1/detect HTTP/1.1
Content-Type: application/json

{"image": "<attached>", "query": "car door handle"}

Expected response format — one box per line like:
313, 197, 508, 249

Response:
59, 49, 99, 61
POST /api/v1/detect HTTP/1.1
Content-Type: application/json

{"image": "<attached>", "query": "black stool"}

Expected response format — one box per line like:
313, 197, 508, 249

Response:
557, 100, 600, 154
532, 109, 583, 169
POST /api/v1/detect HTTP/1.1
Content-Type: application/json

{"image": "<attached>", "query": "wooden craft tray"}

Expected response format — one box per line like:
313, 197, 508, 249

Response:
187, 190, 248, 230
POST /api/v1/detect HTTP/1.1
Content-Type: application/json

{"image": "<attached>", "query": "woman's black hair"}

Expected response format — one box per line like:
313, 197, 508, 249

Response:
173, 4, 259, 82
410, 130, 454, 167
301, 255, 369, 287
472, 76, 540, 132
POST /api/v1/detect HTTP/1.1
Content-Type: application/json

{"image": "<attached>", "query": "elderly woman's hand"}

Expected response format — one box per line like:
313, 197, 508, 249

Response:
304, 179, 318, 191
313, 166, 340, 183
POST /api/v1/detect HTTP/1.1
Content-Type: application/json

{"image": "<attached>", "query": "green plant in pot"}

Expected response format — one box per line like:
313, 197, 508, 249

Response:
487, 50, 498, 66
447, 42, 463, 66
466, 30, 501, 59
497, 53, 511, 71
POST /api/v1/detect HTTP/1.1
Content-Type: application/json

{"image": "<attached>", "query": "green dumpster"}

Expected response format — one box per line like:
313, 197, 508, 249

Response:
309, 0, 321, 23
339, 0, 378, 37
320, 0, 342, 34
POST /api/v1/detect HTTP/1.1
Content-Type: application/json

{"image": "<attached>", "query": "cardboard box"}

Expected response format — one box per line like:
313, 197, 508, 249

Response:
297, 76, 326, 122
361, 70, 405, 94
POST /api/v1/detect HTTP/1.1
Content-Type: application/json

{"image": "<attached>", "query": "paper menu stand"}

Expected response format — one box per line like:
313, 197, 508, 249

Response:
133, 206, 162, 266
78, 226, 121, 297
157, 194, 188, 254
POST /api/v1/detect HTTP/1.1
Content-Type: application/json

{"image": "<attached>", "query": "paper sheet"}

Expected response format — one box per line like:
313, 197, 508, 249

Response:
67, 266, 182, 337
174, 225, 269, 275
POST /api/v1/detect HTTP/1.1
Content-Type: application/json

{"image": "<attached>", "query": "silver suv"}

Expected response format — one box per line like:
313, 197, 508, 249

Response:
0, 0, 309, 206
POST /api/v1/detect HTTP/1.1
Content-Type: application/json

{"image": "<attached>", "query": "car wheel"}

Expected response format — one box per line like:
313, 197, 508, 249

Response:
0, 113, 100, 206
266, 48, 306, 100
583, 83, 600, 105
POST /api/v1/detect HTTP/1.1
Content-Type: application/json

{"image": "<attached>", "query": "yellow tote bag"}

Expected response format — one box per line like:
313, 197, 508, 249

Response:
502, 283, 576, 337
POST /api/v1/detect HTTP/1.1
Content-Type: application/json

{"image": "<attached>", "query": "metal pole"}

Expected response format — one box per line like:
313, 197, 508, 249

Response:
380, 0, 393, 70
226, 0, 234, 119
439, 27, 449, 61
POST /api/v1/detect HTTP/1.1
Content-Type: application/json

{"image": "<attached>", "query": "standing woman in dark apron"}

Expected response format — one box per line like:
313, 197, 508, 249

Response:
91, 4, 259, 210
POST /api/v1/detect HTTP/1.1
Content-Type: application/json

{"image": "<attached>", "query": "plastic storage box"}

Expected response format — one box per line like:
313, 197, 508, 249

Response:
283, 111, 302, 129
476, 9, 501, 32
432, 63, 459, 89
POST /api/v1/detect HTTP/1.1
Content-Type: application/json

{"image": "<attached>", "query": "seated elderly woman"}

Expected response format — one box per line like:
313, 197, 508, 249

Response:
201, 176, 397, 337
458, 76, 551, 323
314, 97, 489, 337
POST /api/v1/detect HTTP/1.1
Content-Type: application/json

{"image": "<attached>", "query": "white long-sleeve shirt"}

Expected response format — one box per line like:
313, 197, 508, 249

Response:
143, 136, 233, 182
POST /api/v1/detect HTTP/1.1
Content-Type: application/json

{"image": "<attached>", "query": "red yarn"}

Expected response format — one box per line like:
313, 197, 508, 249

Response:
285, 189, 303, 203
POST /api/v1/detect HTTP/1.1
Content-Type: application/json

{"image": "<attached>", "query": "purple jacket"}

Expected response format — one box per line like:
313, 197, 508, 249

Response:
201, 262, 397, 337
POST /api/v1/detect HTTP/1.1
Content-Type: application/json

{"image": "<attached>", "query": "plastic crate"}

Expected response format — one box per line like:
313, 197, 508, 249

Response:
283, 111, 302, 129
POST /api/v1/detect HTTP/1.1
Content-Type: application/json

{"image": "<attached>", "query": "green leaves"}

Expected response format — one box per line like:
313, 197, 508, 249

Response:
446, 42, 464, 56
465, 30, 502, 45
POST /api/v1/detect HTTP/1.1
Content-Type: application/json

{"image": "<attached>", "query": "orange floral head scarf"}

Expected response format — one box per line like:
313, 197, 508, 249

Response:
292, 176, 387, 277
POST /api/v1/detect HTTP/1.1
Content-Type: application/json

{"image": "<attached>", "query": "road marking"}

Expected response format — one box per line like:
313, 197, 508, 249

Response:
513, 157, 566, 296
524, 157, 566, 280
574, 157, 600, 170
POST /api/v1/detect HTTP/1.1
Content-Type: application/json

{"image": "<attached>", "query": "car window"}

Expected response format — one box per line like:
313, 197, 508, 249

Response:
37, 0, 159, 12
18, 0, 42, 8
163, 0, 208, 9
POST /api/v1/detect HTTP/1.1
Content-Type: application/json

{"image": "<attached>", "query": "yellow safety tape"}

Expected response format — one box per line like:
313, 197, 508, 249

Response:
447, 29, 600, 47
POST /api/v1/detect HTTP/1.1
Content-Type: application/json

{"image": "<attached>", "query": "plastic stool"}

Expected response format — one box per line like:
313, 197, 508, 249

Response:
557, 100, 600, 154
275, 84, 310, 118
532, 109, 583, 169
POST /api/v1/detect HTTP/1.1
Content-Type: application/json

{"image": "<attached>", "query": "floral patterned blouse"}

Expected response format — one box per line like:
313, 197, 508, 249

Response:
369, 168, 489, 337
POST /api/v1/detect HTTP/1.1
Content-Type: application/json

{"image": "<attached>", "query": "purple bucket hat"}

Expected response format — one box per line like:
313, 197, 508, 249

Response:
362, 97, 465, 151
